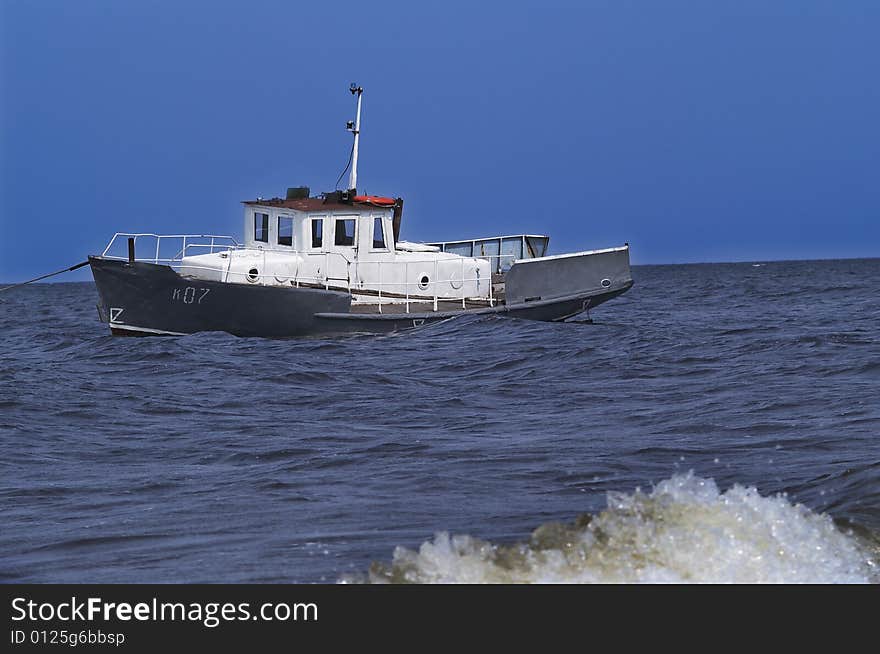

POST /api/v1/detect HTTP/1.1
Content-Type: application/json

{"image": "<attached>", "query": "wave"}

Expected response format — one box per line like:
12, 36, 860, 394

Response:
349, 473, 879, 583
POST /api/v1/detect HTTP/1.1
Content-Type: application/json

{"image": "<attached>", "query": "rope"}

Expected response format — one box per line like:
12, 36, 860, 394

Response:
0, 260, 90, 294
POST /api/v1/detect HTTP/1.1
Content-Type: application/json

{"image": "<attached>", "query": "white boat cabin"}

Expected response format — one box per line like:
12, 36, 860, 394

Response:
178, 195, 496, 305
169, 85, 554, 308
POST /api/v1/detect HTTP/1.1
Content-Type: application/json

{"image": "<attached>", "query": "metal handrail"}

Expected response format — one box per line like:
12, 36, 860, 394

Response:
101, 233, 240, 262
349, 254, 511, 311
166, 261, 493, 298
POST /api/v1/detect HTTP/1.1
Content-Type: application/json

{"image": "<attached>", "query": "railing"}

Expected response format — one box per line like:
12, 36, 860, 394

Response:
101, 232, 357, 292
428, 234, 549, 273
356, 253, 517, 313
101, 233, 240, 264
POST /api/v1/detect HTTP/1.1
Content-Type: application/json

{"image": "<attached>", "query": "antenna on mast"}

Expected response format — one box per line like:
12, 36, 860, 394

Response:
346, 83, 364, 194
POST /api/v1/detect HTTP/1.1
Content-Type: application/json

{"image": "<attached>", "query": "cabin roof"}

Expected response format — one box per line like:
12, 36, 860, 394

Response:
243, 197, 394, 212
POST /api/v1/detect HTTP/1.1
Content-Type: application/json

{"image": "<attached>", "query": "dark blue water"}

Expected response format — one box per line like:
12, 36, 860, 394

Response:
2, 259, 879, 582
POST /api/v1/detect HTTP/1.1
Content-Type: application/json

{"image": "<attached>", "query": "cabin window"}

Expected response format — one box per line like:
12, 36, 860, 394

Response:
254, 212, 269, 243
372, 217, 386, 249
334, 218, 356, 247
311, 218, 323, 248
278, 216, 293, 246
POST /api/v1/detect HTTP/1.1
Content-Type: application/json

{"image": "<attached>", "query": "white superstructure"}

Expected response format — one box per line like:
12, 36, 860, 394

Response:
178, 199, 492, 306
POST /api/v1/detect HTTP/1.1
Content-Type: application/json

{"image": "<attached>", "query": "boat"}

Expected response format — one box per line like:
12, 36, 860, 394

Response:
88, 85, 633, 338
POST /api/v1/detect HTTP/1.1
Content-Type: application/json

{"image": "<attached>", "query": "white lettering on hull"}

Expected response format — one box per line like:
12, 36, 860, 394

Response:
171, 287, 211, 304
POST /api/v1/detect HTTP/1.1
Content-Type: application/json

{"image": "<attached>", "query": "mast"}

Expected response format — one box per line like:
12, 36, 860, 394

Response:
347, 83, 364, 193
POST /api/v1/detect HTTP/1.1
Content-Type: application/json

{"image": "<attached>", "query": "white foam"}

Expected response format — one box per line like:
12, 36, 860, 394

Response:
354, 473, 878, 583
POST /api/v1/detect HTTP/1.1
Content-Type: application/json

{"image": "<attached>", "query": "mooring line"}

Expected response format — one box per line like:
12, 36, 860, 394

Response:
0, 260, 90, 294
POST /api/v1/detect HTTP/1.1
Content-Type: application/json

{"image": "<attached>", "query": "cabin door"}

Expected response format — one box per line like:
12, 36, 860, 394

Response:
328, 215, 358, 290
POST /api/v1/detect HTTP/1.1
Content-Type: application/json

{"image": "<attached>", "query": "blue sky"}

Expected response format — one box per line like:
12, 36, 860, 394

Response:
2, 0, 878, 281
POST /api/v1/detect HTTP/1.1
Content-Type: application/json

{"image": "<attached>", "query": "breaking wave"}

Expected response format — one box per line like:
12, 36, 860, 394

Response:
352, 474, 879, 583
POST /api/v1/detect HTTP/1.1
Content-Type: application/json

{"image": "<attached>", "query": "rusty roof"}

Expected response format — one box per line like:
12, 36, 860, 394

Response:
243, 197, 395, 212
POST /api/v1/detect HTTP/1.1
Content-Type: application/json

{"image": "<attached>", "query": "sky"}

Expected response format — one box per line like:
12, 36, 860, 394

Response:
1, 0, 878, 282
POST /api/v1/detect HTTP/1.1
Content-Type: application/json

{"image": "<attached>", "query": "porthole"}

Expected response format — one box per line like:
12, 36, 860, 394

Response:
418, 274, 430, 290
600, 278, 611, 288
247, 268, 260, 283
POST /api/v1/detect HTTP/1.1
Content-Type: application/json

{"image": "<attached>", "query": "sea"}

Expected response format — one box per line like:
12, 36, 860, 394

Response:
1, 258, 878, 583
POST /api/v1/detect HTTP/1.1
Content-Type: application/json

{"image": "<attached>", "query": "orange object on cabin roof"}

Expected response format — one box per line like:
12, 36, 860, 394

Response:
353, 195, 396, 206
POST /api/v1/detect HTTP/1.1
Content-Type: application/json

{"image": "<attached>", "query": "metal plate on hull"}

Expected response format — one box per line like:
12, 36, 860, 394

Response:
505, 246, 632, 306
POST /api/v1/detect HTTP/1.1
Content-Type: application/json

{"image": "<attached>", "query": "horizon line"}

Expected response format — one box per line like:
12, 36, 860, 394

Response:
1, 254, 878, 287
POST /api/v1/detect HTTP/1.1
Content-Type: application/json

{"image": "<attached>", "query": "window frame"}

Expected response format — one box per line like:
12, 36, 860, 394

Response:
277, 215, 294, 247
371, 216, 388, 251
254, 212, 269, 243
310, 217, 324, 250
333, 217, 357, 248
